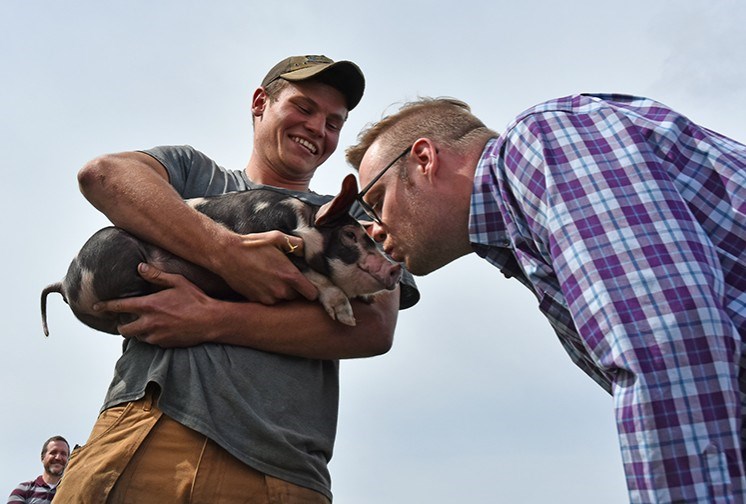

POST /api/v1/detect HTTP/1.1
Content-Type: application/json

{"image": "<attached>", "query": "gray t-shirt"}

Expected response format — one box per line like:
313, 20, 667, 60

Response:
101, 145, 419, 499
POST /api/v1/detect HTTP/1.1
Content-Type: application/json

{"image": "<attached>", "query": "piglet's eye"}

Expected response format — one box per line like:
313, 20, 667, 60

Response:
344, 230, 357, 242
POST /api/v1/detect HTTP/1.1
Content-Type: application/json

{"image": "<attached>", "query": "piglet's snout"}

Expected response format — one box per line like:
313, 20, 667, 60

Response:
364, 257, 402, 290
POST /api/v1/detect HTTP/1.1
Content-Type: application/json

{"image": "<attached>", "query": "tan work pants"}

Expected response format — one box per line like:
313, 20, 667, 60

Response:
54, 390, 330, 503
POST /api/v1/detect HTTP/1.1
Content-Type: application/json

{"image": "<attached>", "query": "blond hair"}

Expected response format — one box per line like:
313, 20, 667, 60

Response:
346, 97, 496, 169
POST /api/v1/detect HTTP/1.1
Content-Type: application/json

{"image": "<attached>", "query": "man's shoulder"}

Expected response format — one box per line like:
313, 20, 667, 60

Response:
9, 479, 33, 492
13, 475, 45, 488
139, 145, 248, 197
139, 144, 198, 158
511, 93, 660, 125
139, 145, 214, 170
8, 475, 46, 497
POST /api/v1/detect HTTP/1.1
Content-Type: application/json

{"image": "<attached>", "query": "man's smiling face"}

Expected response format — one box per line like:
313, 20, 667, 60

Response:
253, 80, 348, 182
42, 440, 69, 477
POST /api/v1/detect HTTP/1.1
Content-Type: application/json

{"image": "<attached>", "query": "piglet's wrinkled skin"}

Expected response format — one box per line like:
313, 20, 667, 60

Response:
41, 174, 401, 336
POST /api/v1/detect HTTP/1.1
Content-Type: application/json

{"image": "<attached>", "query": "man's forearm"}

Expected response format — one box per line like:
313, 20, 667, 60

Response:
203, 288, 400, 359
78, 152, 239, 276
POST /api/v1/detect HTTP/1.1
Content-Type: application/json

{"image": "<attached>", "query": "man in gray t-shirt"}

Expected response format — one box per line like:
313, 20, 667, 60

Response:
54, 55, 418, 504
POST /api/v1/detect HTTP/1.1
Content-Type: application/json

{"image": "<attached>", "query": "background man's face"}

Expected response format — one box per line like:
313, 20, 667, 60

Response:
42, 441, 69, 477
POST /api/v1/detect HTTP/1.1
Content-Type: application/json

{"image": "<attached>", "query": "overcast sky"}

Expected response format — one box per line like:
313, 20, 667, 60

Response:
2, 1, 745, 502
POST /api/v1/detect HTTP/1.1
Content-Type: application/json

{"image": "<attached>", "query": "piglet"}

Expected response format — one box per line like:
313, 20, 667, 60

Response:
41, 174, 401, 335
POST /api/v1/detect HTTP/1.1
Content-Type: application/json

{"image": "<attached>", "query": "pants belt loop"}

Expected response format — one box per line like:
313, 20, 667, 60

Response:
142, 383, 158, 412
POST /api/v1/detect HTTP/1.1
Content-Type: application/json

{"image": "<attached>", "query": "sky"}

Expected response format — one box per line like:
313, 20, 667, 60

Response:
2, 1, 745, 502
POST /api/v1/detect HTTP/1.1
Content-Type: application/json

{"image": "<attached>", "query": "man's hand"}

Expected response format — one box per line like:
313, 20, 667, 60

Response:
215, 230, 319, 305
93, 263, 223, 347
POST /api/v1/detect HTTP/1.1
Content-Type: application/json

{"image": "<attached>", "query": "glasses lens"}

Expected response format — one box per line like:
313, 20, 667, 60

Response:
358, 198, 380, 224
356, 145, 410, 226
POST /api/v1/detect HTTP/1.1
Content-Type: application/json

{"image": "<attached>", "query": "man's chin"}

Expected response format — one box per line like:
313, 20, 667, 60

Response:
405, 255, 453, 277
405, 259, 435, 277
46, 465, 65, 476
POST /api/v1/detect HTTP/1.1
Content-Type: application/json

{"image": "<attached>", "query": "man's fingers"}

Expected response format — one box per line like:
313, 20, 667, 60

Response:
117, 319, 146, 339
290, 274, 318, 301
280, 234, 305, 257
91, 264, 166, 313
137, 262, 179, 286
93, 298, 134, 313
273, 234, 316, 300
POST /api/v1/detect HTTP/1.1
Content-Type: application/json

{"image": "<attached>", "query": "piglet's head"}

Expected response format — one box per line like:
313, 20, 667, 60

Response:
314, 174, 359, 227
311, 173, 402, 298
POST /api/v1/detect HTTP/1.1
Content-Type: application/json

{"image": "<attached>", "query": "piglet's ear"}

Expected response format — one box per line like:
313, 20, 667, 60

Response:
315, 174, 359, 227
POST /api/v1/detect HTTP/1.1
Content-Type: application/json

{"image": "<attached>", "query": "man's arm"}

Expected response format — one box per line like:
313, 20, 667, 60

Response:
7, 481, 31, 503
77, 151, 317, 304
504, 110, 744, 501
98, 263, 400, 358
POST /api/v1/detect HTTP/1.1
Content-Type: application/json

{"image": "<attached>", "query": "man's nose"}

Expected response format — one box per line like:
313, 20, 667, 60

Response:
305, 113, 325, 136
365, 222, 387, 243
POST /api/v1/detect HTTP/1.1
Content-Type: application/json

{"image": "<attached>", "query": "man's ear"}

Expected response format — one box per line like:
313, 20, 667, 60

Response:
411, 138, 439, 180
251, 87, 268, 118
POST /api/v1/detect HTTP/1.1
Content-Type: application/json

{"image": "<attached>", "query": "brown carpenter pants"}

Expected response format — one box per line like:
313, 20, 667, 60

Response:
54, 390, 331, 504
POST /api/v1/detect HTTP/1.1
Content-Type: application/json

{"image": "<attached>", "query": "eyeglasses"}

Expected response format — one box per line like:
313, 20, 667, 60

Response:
356, 146, 411, 225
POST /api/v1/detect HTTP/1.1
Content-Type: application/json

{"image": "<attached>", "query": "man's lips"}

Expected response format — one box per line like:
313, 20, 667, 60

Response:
385, 247, 404, 263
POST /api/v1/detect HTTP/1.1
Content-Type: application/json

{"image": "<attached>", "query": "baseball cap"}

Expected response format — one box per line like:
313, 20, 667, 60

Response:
261, 55, 365, 110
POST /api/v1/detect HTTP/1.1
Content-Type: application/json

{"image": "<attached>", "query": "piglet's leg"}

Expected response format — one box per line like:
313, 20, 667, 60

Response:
302, 270, 356, 326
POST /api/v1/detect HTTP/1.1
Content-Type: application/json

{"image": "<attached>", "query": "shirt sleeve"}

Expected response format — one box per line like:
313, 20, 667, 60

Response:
139, 145, 246, 198
7, 481, 31, 502
500, 108, 744, 502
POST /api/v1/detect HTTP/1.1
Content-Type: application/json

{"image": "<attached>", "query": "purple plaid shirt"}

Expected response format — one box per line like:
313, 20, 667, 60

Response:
469, 93, 746, 503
